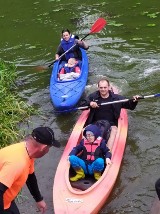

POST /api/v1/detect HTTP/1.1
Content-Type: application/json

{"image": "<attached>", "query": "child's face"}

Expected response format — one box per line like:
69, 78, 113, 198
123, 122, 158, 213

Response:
86, 133, 95, 143
68, 58, 76, 67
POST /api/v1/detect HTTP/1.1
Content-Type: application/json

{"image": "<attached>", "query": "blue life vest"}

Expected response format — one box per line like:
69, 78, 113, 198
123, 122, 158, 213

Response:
61, 35, 75, 60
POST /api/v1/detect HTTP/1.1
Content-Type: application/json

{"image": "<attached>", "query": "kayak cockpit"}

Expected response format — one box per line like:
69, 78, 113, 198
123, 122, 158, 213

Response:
69, 164, 106, 191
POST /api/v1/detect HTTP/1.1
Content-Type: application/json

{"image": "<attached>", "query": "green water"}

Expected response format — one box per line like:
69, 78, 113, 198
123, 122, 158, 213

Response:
0, 1, 160, 213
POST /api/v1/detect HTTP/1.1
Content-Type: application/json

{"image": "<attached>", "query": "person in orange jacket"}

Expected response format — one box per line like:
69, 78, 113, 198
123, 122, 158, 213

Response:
0, 127, 60, 214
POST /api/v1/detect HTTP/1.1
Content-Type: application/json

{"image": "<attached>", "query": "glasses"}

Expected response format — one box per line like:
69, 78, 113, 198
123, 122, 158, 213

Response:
86, 134, 94, 138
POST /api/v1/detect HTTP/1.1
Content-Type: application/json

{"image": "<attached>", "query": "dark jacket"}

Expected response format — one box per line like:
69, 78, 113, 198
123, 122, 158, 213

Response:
69, 124, 111, 164
84, 90, 138, 126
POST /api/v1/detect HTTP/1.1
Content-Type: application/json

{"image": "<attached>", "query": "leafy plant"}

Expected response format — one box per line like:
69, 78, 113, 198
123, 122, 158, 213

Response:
147, 13, 158, 18
141, 11, 160, 18
0, 60, 38, 148
147, 24, 156, 27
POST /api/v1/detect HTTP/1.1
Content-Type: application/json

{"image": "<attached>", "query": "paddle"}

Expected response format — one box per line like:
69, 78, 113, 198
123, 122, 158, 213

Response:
55, 93, 160, 113
36, 18, 107, 70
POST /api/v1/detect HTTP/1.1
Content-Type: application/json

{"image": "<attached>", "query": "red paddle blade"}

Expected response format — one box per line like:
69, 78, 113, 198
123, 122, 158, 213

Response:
90, 18, 107, 33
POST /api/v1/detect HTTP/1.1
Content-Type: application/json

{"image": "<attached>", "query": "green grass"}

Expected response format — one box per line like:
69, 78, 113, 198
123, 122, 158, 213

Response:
0, 60, 38, 148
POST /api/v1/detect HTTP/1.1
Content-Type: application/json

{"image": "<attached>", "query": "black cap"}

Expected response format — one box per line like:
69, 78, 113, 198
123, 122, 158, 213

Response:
31, 127, 61, 148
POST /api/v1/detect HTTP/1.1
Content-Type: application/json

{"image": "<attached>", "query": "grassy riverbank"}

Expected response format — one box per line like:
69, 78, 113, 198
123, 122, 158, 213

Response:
0, 60, 37, 148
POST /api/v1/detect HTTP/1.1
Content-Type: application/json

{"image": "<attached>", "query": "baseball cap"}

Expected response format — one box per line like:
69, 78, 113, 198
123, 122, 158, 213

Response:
31, 127, 61, 148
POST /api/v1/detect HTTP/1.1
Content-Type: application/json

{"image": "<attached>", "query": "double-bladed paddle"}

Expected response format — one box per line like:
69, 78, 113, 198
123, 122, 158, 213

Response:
36, 18, 107, 70
55, 93, 160, 113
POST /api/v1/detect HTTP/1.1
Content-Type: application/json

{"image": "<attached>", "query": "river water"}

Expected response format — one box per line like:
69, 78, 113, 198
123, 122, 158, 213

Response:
0, 1, 160, 213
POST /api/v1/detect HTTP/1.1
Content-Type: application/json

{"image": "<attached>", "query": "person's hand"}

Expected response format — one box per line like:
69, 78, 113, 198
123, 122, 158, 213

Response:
75, 39, 83, 45
106, 158, 112, 166
55, 54, 59, 60
90, 101, 99, 108
132, 95, 141, 102
36, 200, 47, 213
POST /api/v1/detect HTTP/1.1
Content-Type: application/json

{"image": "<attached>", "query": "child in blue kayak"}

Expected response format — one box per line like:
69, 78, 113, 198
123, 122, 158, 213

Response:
58, 58, 81, 81
68, 124, 112, 181
59, 58, 80, 74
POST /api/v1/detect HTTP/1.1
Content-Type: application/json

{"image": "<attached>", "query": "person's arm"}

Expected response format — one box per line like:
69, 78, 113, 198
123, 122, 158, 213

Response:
69, 140, 84, 156
26, 173, 47, 213
101, 141, 112, 160
113, 93, 138, 110
122, 96, 138, 110
26, 172, 43, 202
55, 45, 64, 60
0, 182, 8, 213
75, 39, 89, 50
105, 146, 112, 166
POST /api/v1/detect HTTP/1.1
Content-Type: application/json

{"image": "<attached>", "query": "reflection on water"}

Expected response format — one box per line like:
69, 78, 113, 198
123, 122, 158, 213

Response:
0, 0, 160, 213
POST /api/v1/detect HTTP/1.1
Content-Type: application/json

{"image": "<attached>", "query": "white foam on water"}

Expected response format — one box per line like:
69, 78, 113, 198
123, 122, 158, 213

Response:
144, 66, 160, 77
85, 84, 97, 89
122, 55, 158, 64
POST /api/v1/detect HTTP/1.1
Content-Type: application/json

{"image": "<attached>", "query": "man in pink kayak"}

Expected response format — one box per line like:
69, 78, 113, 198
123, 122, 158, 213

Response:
84, 78, 140, 150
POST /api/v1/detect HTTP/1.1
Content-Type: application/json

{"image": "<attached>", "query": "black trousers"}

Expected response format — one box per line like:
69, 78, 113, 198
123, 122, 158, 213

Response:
3, 201, 20, 214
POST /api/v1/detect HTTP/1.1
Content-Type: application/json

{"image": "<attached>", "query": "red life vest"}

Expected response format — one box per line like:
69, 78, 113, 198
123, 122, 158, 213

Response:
83, 137, 102, 161
59, 63, 80, 74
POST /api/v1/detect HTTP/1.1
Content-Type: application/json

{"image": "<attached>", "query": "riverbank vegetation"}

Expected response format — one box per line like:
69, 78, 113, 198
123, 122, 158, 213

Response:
0, 60, 38, 148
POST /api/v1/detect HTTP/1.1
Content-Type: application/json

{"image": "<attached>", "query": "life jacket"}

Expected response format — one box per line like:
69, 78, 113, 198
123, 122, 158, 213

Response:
59, 62, 80, 74
83, 137, 102, 161
61, 35, 75, 60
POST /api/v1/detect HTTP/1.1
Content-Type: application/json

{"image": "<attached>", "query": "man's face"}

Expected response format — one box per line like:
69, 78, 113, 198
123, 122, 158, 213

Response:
35, 145, 51, 158
98, 80, 109, 97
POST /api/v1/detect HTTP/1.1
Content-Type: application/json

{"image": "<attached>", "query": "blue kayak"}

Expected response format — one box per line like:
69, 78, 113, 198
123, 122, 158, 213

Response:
50, 48, 89, 111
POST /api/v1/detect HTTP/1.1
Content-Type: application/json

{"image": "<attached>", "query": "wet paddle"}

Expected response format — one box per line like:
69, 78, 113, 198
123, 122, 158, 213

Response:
55, 93, 160, 113
36, 18, 107, 70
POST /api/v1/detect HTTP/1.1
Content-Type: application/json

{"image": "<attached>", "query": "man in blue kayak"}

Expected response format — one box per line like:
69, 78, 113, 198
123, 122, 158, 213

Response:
84, 78, 140, 150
